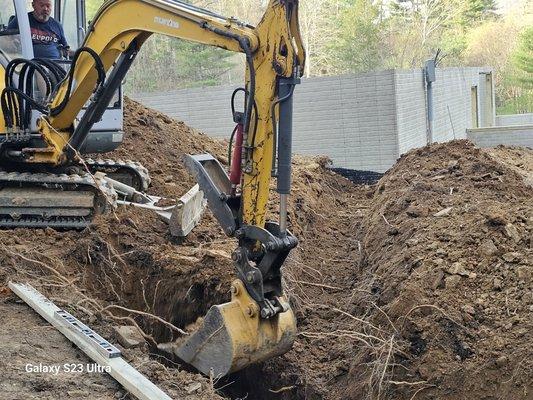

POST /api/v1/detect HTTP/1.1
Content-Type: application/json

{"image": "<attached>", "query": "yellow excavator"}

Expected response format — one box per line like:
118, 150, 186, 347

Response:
0, 0, 305, 377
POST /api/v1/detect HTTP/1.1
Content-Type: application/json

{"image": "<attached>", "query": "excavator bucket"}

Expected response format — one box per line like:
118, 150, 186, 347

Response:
159, 280, 296, 377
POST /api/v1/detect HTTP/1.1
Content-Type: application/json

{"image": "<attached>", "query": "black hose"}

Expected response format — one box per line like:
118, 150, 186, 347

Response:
230, 87, 258, 149
1, 49, 105, 131
200, 22, 255, 150
50, 46, 106, 116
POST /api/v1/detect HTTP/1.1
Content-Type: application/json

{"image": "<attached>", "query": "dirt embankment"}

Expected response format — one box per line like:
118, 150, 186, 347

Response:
0, 98, 531, 400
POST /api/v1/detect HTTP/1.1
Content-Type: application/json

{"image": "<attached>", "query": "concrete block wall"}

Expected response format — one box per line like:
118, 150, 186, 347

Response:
496, 113, 533, 126
292, 72, 398, 172
130, 84, 241, 139
132, 67, 494, 173
431, 68, 478, 142
133, 71, 399, 172
394, 69, 427, 155
467, 125, 533, 148
393, 68, 484, 156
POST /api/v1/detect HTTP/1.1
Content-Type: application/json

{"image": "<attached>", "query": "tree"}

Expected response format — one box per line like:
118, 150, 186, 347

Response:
384, 0, 468, 68
512, 27, 533, 87
504, 27, 533, 112
84, 0, 238, 93
329, 0, 382, 74
125, 36, 234, 94
461, 0, 497, 25
463, 17, 526, 112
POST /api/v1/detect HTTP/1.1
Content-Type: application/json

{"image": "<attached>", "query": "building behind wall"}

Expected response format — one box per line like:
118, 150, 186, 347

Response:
133, 67, 495, 173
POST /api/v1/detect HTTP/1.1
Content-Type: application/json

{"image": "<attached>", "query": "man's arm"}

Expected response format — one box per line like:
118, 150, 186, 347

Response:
57, 21, 74, 58
57, 21, 68, 47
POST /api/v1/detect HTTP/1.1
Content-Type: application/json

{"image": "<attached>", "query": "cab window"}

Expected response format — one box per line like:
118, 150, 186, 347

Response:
0, 0, 22, 62
60, 0, 79, 50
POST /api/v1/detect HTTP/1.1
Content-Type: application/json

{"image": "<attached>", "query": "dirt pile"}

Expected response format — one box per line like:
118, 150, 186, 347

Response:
0, 98, 531, 400
346, 141, 532, 399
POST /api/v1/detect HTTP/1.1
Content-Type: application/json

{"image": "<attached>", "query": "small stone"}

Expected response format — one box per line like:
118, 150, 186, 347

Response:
113, 326, 145, 349
448, 160, 459, 170
445, 275, 462, 289
480, 239, 498, 257
185, 382, 202, 394
434, 207, 453, 217
388, 227, 399, 235
432, 269, 445, 290
164, 175, 174, 183
448, 262, 469, 277
406, 238, 419, 247
468, 272, 477, 279
517, 266, 532, 280
462, 305, 475, 315
114, 392, 124, 399
433, 258, 445, 267
406, 206, 422, 217
483, 207, 508, 226
504, 224, 521, 243
493, 277, 503, 291
436, 248, 447, 256
495, 356, 508, 367
502, 252, 521, 263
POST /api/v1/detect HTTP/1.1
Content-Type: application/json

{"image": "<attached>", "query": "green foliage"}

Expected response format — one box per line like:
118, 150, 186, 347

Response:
329, 0, 382, 73
512, 27, 533, 86
125, 36, 235, 94
500, 27, 533, 113
85, 0, 105, 21
461, 0, 497, 25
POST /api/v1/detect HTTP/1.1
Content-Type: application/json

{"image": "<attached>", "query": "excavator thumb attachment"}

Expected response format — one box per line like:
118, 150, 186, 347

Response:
159, 280, 296, 377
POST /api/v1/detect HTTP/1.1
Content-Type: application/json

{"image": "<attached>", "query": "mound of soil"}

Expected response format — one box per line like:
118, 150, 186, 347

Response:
0, 98, 531, 400
345, 141, 532, 400
242, 141, 532, 400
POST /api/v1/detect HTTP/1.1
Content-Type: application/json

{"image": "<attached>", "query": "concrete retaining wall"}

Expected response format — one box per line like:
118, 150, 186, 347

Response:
132, 67, 494, 173
496, 113, 533, 127
467, 125, 533, 148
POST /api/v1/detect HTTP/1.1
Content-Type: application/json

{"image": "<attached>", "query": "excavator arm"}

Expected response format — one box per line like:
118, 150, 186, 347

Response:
3, 0, 305, 376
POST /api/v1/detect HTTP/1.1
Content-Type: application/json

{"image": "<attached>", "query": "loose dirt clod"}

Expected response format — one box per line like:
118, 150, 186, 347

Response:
0, 99, 531, 400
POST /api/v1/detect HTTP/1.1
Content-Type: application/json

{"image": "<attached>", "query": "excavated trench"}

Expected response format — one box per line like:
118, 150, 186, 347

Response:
75, 224, 303, 400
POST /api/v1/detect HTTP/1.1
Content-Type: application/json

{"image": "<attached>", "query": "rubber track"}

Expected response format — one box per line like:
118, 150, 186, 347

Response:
0, 170, 117, 229
85, 158, 151, 192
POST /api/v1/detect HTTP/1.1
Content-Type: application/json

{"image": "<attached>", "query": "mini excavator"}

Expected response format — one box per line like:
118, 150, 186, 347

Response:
0, 0, 305, 377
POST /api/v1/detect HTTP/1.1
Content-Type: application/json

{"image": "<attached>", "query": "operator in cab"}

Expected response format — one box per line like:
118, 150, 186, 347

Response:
7, 0, 69, 59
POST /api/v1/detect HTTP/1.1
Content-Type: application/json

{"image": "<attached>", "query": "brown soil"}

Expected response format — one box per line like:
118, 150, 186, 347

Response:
0, 99, 531, 400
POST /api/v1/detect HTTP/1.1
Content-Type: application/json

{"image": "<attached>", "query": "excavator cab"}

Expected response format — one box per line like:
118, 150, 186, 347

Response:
0, 0, 124, 154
